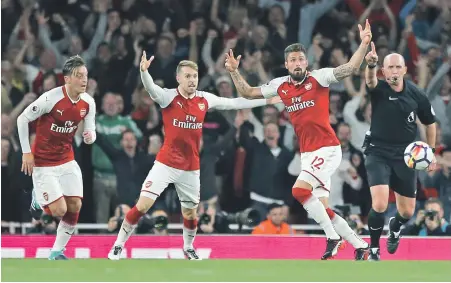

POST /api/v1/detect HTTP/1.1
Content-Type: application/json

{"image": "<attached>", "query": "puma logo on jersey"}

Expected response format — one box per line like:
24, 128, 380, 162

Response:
281, 89, 288, 95
56, 109, 64, 116
177, 102, 183, 108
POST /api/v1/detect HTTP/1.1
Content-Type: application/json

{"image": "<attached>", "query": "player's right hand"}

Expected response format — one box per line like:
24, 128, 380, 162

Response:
140, 51, 154, 72
225, 49, 241, 72
21, 152, 35, 176
365, 42, 378, 65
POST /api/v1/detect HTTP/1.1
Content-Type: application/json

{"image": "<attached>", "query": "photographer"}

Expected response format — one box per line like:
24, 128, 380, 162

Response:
404, 198, 450, 236
197, 202, 260, 234
108, 204, 169, 235
27, 212, 57, 235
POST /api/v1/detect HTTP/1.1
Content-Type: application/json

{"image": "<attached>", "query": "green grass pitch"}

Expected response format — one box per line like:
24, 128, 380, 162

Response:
2, 259, 450, 282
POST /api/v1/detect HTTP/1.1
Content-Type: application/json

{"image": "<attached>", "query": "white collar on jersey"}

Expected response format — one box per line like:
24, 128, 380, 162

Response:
62, 85, 81, 103
176, 86, 196, 99
288, 72, 309, 86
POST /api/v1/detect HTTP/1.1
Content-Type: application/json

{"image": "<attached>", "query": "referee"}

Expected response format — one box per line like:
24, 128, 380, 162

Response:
363, 42, 437, 261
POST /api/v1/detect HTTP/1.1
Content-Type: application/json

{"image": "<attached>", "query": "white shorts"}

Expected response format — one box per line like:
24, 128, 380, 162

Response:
298, 145, 342, 199
32, 160, 83, 206
140, 161, 200, 209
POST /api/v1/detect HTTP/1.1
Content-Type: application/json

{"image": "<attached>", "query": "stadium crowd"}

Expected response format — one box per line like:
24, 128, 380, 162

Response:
1, 0, 451, 236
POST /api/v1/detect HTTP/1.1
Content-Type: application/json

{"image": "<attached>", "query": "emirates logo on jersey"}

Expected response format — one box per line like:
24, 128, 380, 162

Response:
50, 121, 78, 134
80, 108, 87, 118
305, 83, 312, 90
198, 103, 205, 111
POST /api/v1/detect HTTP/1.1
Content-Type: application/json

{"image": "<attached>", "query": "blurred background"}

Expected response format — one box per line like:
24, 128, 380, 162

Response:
1, 0, 451, 237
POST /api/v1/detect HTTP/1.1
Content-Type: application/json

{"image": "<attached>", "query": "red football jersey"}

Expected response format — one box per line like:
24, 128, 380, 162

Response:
145, 87, 267, 171
260, 68, 340, 153
18, 86, 96, 166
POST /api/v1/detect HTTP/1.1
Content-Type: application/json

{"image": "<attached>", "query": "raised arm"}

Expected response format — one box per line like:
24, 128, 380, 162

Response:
225, 49, 266, 99
139, 51, 173, 108
364, 42, 379, 89
332, 20, 372, 81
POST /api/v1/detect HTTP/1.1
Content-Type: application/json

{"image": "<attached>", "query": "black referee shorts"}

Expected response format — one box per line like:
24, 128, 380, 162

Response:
364, 154, 417, 198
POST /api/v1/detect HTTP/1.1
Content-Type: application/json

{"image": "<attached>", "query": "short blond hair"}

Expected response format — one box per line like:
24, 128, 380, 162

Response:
176, 60, 198, 73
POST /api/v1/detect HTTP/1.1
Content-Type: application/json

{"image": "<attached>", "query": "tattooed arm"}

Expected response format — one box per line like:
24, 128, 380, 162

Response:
229, 70, 265, 99
333, 42, 369, 81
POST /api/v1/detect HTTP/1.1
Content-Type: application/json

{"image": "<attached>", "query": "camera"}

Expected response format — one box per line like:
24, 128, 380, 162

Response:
424, 210, 438, 221
199, 207, 261, 233
112, 211, 169, 234
137, 214, 169, 233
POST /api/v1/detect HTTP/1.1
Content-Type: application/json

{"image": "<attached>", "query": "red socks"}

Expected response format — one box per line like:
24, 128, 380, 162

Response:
62, 211, 79, 225
125, 206, 145, 225
183, 218, 198, 230
326, 208, 336, 219
292, 187, 313, 204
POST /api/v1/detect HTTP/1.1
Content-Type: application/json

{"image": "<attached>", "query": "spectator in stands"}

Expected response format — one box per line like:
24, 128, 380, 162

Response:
200, 116, 238, 208
343, 88, 371, 151
240, 118, 293, 218
95, 129, 154, 210
336, 122, 369, 210
92, 93, 142, 223
425, 53, 451, 144
404, 198, 450, 236
329, 120, 363, 211
424, 147, 451, 221
252, 203, 295, 235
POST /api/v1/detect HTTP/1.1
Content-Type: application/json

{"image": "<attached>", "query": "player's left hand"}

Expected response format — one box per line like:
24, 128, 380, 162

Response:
83, 131, 96, 144
225, 49, 241, 72
358, 19, 372, 45
267, 96, 282, 105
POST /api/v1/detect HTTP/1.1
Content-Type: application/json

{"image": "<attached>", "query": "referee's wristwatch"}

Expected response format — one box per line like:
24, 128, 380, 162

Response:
432, 147, 436, 154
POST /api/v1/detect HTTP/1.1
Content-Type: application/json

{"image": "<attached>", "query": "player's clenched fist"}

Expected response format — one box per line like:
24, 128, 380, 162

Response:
83, 130, 96, 144
21, 152, 35, 176
140, 51, 154, 72
365, 42, 378, 65
225, 49, 241, 72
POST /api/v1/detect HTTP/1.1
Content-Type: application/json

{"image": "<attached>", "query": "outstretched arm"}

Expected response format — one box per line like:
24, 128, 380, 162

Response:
203, 92, 268, 110
333, 20, 371, 81
229, 70, 265, 99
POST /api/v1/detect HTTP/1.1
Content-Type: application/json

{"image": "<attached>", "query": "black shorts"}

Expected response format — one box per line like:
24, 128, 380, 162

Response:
364, 154, 417, 198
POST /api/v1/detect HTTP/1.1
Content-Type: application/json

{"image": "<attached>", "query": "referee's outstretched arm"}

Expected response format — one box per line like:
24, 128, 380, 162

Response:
365, 42, 378, 89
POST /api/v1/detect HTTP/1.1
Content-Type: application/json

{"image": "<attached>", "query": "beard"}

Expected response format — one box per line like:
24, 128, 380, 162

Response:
289, 68, 306, 82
